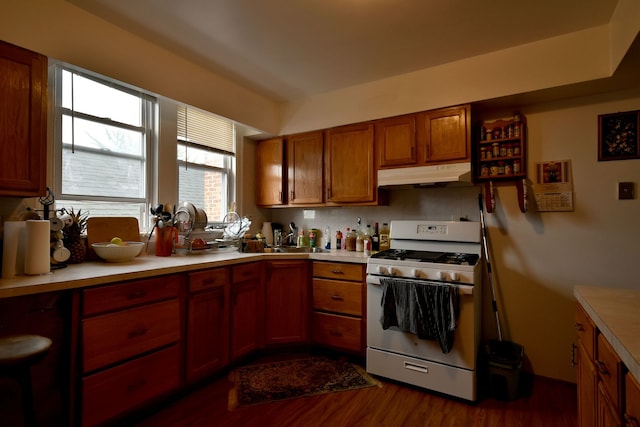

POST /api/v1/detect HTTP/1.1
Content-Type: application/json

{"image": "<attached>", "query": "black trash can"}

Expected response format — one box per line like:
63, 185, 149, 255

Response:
484, 340, 524, 401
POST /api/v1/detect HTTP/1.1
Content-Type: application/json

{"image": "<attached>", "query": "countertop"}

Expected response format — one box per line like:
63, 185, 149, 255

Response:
574, 285, 640, 384
0, 249, 369, 299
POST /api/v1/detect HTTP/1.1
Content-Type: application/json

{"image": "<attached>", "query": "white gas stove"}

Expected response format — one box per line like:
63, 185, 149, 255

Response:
366, 220, 483, 401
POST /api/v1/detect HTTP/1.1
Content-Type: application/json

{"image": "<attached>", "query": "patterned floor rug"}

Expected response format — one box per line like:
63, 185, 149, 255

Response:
228, 356, 381, 409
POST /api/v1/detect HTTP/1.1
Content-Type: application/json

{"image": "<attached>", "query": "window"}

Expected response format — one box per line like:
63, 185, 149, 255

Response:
177, 106, 235, 223
53, 65, 155, 227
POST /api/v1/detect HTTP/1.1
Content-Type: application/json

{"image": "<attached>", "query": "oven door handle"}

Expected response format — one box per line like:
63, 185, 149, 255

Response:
365, 275, 474, 295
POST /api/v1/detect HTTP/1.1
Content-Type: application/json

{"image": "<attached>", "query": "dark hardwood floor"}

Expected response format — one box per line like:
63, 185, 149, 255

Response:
131, 353, 577, 427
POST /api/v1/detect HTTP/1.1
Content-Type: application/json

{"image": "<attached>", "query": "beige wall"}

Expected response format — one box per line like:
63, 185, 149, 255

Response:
2, 0, 640, 384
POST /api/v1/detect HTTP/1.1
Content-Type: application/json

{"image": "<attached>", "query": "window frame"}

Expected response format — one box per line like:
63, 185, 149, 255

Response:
177, 105, 237, 224
51, 63, 156, 229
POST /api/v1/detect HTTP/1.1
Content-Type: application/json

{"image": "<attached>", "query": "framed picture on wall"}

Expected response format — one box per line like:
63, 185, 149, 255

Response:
598, 110, 640, 161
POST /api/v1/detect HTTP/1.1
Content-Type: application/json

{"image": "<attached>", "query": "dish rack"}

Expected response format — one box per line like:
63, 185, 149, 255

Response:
176, 209, 251, 254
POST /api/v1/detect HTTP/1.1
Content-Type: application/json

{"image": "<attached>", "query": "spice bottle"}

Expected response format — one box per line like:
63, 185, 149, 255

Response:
345, 228, 356, 251
379, 223, 390, 252
372, 223, 380, 252
335, 230, 342, 250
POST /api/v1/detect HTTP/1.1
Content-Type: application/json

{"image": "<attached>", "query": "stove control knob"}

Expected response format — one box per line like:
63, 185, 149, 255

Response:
376, 265, 388, 275
411, 269, 421, 279
387, 266, 396, 276
449, 272, 459, 282
437, 271, 446, 281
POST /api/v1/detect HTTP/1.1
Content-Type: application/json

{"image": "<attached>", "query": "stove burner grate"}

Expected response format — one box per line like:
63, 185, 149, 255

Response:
371, 249, 479, 266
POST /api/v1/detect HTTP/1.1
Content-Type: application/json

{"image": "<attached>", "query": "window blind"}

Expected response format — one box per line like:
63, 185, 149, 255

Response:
177, 105, 235, 155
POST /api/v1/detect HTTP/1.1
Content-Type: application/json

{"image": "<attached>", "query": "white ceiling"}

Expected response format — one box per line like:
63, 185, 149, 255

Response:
69, 0, 619, 102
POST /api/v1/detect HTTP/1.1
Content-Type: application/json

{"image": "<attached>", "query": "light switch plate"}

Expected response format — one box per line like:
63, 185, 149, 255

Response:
303, 209, 316, 219
618, 182, 634, 200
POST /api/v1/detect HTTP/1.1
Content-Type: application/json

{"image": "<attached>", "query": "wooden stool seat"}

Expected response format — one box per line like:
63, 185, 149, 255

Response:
0, 334, 52, 366
0, 334, 52, 427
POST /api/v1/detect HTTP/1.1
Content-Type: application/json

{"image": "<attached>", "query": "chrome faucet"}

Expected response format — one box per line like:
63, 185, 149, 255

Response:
281, 222, 297, 246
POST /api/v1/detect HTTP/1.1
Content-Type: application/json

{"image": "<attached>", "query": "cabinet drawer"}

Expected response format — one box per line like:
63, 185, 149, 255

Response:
312, 311, 362, 353
189, 268, 229, 293
82, 344, 180, 427
575, 303, 595, 360
312, 278, 362, 316
82, 299, 180, 372
313, 261, 363, 282
83, 275, 182, 316
596, 333, 622, 409
232, 262, 261, 284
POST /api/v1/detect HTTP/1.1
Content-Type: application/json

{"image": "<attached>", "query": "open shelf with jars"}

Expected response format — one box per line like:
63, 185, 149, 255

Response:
475, 112, 528, 213
476, 113, 526, 182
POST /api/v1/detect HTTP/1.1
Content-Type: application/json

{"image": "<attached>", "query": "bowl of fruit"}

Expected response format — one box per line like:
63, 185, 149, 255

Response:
92, 237, 145, 262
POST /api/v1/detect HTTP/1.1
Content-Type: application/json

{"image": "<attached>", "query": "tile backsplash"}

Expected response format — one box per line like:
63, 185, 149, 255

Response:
268, 185, 481, 247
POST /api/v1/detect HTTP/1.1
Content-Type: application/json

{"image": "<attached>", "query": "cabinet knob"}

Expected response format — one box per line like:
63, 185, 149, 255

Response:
574, 322, 584, 331
330, 269, 344, 275
596, 361, 610, 376
330, 295, 344, 301
128, 290, 147, 300
624, 415, 640, 427
128, 326, 148, 339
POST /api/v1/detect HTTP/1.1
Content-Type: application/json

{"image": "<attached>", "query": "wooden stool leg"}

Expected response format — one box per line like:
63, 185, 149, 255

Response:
16, 366, 37, 427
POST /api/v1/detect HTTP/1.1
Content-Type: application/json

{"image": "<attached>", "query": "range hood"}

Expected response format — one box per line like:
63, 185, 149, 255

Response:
377, 162, 472, 187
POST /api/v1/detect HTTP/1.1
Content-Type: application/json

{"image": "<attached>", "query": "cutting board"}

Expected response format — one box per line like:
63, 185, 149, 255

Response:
86, 217, 141, 259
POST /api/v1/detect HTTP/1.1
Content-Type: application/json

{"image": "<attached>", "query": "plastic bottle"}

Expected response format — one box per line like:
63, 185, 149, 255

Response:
379, 222, 390, 251
324, 225, 331, 250
364, 224, 373, 252
309, 229, 317, 248
355, 229, 364, 252
297, 229, 306, 248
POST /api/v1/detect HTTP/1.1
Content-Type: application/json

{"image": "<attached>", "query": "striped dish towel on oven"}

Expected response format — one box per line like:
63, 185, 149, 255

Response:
380, 278, 459, 353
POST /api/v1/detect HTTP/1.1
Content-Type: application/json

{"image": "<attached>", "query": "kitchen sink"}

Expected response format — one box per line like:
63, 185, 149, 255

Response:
271, 246, 328, 253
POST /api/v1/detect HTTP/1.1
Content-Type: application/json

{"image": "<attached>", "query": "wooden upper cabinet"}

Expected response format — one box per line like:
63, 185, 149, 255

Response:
0, 41, 47, 197
287, 131, 324, 205
325, 122, 376, 204
256, 137, 285, 206
417, 105, 470, 164
375, 114, 417, 168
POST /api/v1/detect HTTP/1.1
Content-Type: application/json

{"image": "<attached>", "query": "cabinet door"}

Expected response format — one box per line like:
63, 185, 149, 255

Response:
375, 114, 417, 168
186, 269, 230, 383
417, 105, 470, 164
0, 41, 47, 196
264, 260, 309, 345
256, 137, 285, 206
325, 123, 375, 203
577, 343, 597, 427
230, 263, 263, 360
625, 373, 640, 427
597, 381, 621, 427
287, 131, 324, 205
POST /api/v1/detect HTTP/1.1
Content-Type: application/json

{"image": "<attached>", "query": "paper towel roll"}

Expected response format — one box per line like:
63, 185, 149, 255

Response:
25, 220, 50, 275
2, 221, 26, 278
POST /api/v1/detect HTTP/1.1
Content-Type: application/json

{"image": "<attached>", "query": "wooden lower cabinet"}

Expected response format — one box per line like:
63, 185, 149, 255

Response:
577, 342, 598, 427
576, 302, 629, 427
77, 274, 185, 426
82, 345, 180, 427
230, 262, 264, 360
264, 260, 310, 345
185, 268, 230, 383
311, 261, 365, 354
